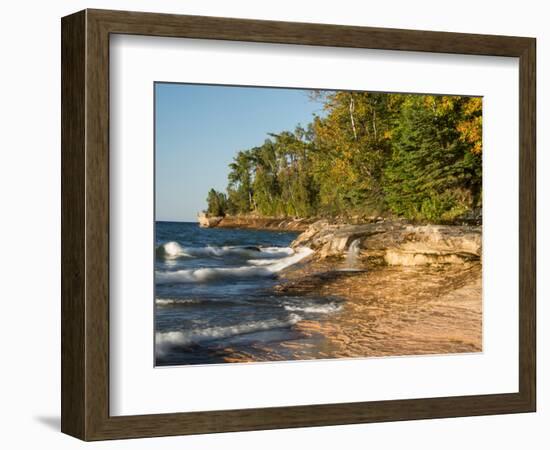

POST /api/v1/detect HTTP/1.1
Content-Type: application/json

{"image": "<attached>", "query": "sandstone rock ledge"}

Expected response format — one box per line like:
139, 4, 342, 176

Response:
291, 220, 481, 265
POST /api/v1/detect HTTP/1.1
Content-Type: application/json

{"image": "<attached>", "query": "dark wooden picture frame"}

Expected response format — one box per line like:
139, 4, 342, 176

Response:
61, 9, 536, 441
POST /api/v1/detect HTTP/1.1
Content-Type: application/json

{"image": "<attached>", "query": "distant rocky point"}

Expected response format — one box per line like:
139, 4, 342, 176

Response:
197, 212, 223, 228
197, 213, 315, 231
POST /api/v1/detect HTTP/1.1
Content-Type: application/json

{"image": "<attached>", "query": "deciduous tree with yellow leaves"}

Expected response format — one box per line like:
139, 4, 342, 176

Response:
205, 91, 482, 223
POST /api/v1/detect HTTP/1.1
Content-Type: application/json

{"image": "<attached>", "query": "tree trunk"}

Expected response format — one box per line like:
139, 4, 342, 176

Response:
372, 108, 377, 141
349, 94, 357, 140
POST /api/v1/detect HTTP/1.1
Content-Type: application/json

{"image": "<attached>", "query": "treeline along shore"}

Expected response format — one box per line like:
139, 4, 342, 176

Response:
203, 91, 482, 225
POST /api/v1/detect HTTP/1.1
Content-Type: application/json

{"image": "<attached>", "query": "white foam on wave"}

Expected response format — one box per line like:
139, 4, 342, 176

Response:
246, 259, 275, 266
266, 246, 313, 271
160, 241, 191, 258
155, 298, 200, 306
157, 242, 295, 260
156, 313, 302, 353
259, 246, 295, 255
156, 266, 273, 283
284, 303, 342, 314
156, 247, 313, 284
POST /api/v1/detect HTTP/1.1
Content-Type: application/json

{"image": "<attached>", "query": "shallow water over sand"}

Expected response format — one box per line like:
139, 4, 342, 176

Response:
222, 261, 482, 362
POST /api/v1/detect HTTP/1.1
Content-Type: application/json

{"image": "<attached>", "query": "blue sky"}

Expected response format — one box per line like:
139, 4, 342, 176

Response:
155, 83, 325, 222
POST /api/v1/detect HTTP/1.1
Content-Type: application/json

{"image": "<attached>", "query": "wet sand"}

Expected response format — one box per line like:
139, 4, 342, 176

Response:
216, 260, 482, 363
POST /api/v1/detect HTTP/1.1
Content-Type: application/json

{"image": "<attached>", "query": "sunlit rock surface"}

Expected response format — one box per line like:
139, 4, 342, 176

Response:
197, 212, 223, 228
291, 220, 481, 265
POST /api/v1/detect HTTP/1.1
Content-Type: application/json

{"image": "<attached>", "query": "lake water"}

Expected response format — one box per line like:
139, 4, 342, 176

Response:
155, 221, 341, 366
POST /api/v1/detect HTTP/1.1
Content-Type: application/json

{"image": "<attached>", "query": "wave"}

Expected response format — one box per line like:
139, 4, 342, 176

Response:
156, 313, 302, 353
155, 298, 201, 306
156, 265, 275, 283
156, 247, 313, 284
246, 258, 277, 266
284, 302, 342, 314
155, 297, 248, 308
156, 241, 295, 260
156, 241, 191, 258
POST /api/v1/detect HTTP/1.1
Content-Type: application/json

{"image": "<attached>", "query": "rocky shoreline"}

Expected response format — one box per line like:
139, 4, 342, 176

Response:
203, 217, 483, 362
291, 219, 481, 265
199, 213, 482, 266
197, 213, 317, 232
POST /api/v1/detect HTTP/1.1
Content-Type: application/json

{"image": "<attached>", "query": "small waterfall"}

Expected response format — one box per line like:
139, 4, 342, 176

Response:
345, 239, 361, 270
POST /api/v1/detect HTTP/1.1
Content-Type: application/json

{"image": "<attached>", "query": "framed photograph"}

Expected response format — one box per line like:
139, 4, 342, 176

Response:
61, 9, 536, 440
